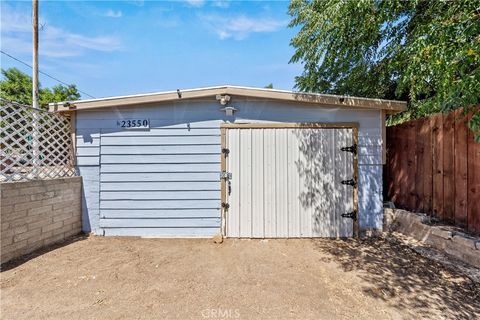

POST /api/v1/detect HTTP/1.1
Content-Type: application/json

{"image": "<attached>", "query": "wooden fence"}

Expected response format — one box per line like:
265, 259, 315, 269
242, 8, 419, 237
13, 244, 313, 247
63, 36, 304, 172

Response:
0, 99, 76, 182
385, 107, 480, 235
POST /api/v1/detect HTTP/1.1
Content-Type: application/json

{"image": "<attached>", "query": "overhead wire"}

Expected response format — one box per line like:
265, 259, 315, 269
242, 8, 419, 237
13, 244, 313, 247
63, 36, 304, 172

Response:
0, 50, 95, 99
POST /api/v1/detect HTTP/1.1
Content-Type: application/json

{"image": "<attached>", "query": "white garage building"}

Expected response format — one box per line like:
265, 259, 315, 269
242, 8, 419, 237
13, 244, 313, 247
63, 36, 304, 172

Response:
50, 86, 406, 238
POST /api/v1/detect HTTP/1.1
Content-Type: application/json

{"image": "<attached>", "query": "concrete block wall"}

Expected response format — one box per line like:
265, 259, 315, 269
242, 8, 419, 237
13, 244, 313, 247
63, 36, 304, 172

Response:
1, 177, 82, 264
384, 208, 480, 268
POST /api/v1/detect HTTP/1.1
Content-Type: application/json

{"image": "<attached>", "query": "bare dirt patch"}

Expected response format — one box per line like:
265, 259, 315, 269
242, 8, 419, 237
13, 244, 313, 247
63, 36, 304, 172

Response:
1, 236, 479, 319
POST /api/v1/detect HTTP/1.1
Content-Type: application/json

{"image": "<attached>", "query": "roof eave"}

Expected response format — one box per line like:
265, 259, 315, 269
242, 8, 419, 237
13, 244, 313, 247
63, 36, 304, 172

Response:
49, 86, 407, 113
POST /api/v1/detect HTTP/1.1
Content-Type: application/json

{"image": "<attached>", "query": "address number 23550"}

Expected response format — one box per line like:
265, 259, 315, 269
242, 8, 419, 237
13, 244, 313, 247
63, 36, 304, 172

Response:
116, 119, 150, 129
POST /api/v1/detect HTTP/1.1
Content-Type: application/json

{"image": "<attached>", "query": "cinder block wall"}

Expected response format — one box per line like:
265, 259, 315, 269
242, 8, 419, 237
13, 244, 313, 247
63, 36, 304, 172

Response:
384, 208, 480, 268
1, 177, 82, 264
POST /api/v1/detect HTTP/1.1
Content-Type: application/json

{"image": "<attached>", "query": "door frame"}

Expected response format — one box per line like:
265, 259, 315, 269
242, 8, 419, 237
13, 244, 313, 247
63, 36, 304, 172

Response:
220, 122, 360, 238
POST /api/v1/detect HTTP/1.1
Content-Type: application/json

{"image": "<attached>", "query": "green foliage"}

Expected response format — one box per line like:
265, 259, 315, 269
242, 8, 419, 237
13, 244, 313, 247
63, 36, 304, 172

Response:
468, 111, 480, 143
289, 0, 480, 139
264, 83, 274, 89
40, 84, 81, 106
0, 68, 32, 105
0, 68, 80, 108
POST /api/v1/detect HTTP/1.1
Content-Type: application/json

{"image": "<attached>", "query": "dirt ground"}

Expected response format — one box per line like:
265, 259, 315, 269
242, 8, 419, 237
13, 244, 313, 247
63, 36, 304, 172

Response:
1, 236, 479, 320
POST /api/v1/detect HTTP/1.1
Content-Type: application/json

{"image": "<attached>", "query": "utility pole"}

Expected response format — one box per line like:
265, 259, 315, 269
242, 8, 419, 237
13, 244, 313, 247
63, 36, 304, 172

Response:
32, 0, 39, 108
32, 0, 40, 177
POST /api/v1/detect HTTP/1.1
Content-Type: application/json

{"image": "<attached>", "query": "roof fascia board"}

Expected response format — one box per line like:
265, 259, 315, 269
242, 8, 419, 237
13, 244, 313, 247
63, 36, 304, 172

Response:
49, 86, 407, 113
223, 87, 406, 113
50, 87, 227, 112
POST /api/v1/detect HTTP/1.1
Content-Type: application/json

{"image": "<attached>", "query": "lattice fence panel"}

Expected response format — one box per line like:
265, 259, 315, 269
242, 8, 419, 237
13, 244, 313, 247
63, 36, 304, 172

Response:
1, 99, 76, 182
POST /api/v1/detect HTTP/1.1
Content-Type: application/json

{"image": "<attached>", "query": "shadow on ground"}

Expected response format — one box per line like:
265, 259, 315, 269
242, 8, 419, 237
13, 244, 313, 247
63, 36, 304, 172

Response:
0, 234, 88, 272
312, 237, 480, 319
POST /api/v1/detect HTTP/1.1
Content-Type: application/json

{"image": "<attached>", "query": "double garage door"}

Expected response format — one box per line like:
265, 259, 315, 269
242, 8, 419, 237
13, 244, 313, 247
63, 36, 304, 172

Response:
99, 125, 356, 238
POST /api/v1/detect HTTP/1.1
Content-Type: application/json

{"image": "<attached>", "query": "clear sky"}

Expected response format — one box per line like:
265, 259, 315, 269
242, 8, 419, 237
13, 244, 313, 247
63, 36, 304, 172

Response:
1, 0, 302, 99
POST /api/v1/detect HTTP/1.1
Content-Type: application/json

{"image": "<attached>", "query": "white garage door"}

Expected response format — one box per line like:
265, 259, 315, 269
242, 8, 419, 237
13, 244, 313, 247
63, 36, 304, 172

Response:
224, 126, 356, 238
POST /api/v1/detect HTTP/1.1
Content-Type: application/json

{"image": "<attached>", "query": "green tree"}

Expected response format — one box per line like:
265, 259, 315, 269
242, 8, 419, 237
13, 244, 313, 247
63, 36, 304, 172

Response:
288, 0, 480, 139
0, 68, 80, 107
0, 68, 32, 105
264, 83, 274, 89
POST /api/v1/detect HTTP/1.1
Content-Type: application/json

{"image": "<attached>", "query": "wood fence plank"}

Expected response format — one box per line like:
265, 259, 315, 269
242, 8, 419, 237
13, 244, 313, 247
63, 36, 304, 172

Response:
385, 126, 394, 200
443, 111, 455, 223
386, 107, 479, 234
391, 125, 402, 204
399, 123, 410, 209
389, 126, 400, 203
432, 114, 444, 219
467, 108, 480, 234
454, 108, 468, 228
422, 116, 433, 213
406, 121, 417, 210
415, 118, 426, 212
391, 125, 400, 205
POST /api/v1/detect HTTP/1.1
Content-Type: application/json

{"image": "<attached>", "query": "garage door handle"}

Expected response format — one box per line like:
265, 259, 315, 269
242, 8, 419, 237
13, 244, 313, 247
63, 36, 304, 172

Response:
220, 171, 232, 180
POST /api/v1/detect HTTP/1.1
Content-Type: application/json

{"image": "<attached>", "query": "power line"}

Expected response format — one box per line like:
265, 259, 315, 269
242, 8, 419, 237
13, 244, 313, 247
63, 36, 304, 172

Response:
0, 50, 95, 99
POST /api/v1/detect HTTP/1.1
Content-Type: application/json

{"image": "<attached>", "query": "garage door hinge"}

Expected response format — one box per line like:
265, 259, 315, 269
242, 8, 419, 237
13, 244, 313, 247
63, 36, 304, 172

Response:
340, 144, 357, 155
222, 202, 230, 209
341, 179, 357, 187
341, 210, 357, 220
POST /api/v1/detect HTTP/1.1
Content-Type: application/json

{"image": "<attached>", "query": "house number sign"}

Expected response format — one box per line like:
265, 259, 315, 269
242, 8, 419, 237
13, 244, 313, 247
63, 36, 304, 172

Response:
116, 119, 150, 129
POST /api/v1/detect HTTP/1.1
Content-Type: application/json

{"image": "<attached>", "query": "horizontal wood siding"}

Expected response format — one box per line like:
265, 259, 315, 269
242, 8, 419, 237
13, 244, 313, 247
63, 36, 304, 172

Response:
77, 166, 100, 233
101, 191, 220, 200
101, 145, 220, 154
76, 123, 101, 233
77, 147, 100, 156
101, 209, 220, 219
101, 154, 219, 164
101, 128, 220, 136
99, 218, 220, 228
103, 228, 219, 237
77, 157, 100, 166
100, 200, 220, 209
100, 163, 220, 173
101, 181, 220, 191
101, 172, 219, 182
358, 164, 383, 227
101, 135, 219, 145
99, 125, 221, 236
